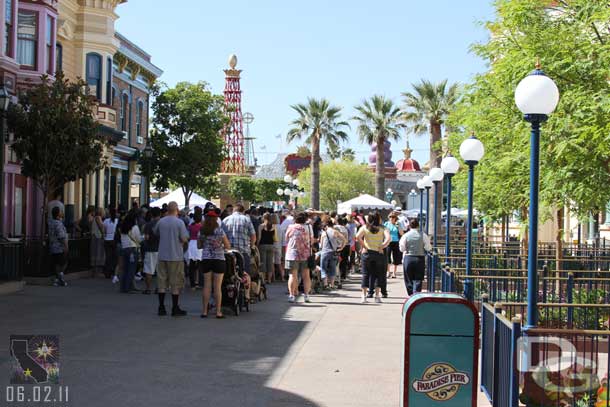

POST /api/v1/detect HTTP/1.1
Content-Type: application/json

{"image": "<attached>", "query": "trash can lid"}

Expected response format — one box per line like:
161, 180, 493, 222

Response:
402, 293, 478, 337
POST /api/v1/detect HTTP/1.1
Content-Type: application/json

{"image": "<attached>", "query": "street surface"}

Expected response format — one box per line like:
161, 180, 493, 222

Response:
0, 273, 491, 406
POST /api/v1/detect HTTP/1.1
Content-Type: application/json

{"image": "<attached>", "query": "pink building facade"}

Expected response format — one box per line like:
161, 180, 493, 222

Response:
0, 0, 58, 238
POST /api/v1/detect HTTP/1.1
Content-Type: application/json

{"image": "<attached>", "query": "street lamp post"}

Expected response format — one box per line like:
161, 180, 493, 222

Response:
416, 179, 425, 232
422, 176, 433, 235
143, 141, 153, 205
428, 167, 444, 292
460, 134, 485, 302
515, 63, 559, 328
440, 155, 460, 260
385, 188, 394, 203
0, 85, 11, 240
408, 189, 417, 210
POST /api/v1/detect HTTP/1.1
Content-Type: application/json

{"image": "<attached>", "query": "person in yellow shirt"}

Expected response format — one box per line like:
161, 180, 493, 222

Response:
356, 212, 391, 303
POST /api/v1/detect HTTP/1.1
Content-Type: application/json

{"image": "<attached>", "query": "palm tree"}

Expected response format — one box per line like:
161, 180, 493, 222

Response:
287, 98, 349, 210
402, 79, 459, 169
402, 79, 459, 237
352, 95, 403, 200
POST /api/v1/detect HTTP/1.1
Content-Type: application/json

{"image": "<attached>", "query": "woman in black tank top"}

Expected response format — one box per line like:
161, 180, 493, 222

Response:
258, 213, 277, 283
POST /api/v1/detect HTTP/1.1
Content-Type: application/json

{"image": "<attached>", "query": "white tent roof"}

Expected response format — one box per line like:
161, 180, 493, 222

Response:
337, 194, 394, 215
150, 189, 210, 211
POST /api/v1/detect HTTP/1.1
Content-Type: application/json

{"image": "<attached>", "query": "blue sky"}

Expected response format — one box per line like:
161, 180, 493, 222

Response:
115, 0, 495, 166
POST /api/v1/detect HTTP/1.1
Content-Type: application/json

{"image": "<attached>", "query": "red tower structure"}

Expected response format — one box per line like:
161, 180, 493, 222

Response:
221, 54, 246, 174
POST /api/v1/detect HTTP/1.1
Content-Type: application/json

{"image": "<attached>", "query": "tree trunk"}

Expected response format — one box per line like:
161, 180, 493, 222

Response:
310, 133, 320, 210
375, 135, 385, 201
429, 120, 443, 241
182, 188, 190, 211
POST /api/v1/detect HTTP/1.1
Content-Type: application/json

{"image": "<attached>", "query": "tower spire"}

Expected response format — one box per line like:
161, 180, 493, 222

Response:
221, 54, 246, 174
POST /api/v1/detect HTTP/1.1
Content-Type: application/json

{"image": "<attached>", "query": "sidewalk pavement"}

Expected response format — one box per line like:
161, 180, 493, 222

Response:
0, 272, 491, 406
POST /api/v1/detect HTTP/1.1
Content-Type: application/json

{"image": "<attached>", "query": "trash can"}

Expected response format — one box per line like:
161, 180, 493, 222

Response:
401, 293, 479, 407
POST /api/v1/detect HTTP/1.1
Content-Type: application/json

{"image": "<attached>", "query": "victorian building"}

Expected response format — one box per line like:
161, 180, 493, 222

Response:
0, 0, 59, 237
0, 0, 162, 237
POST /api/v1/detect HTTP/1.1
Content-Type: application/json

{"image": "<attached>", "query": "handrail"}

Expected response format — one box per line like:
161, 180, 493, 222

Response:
524, 327, 610, 336
499, 302, 610, 309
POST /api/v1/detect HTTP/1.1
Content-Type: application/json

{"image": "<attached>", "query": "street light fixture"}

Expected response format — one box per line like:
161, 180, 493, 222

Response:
283, 174, 293, 183
421, 175, 433, 235
0, 84, 11, 240
416, 179, 426, 232
408, 189, 417, 211
428, 167, 444, 291
515, 62, 559, 328
440, 155, 460, 259
385, 187, 394, 203
460, 133, 485, 302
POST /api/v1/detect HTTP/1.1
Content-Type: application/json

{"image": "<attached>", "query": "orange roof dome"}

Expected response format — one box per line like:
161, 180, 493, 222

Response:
396, 144, 421, 172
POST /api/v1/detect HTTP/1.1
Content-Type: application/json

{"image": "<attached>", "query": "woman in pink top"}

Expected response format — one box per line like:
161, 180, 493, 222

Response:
187, 212, 203, 289
284, 212, 313, 303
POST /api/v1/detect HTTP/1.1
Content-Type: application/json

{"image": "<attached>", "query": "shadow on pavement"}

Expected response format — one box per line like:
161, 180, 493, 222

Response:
0, 279, 323, 407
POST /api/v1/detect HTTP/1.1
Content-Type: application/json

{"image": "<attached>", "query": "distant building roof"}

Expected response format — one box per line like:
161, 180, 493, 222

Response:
395, 145, 421, 172
255, 153, 331, 180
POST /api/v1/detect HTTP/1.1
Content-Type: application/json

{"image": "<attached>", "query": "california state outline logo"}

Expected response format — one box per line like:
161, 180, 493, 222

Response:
412, 362, 470, 401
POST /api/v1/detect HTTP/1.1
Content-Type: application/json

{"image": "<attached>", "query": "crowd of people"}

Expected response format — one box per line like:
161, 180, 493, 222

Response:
47, 198, 433, 315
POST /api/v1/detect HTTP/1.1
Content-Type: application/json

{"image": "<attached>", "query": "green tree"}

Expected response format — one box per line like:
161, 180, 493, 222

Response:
254, 179, 285, 202
447, 0, 610, 230
341, 148, 356, 162
8, 72, 107, 234
287, 98, 349, 210
352, 95, 403, 200
403, 80, 459, 235
297, 161, 374, 211
140, 82, 228, 209
228, 177, 257, 202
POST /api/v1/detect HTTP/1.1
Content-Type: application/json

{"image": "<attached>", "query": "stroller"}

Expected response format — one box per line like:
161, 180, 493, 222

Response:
249, 246, 267, 302
223, 250, 249, 316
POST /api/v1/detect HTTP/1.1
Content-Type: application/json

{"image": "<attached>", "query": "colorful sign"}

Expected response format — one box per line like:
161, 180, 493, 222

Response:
284, 153, 311, 176
412, 363, 470, 401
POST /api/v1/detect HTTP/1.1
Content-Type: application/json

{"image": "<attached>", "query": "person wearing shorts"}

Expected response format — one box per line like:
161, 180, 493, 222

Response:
142, 207, 161, 295
384, 213, 404, 279
284, 212, 313, 303
198, 206, 231, 318
153, 202, 189, 317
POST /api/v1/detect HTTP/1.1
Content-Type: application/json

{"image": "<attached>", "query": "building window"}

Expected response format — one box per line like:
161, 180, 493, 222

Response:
105, 57, 112, 105
56, 43, 62, 72
136, 100, 143, 141
17, 10, 37, 68
45, 15, 53, 74
86, 53, 102, 100
5, 0, 13, 56
120, 93, 129, 133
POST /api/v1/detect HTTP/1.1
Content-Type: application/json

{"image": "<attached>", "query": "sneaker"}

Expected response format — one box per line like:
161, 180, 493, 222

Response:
288, 295, 295, 303
304, 295, 311, 303
361, 295, 368, 304
158, 306, 167, 316
375, 296, 382, 303
171, 308, 187, 317
112, 275, 119, 284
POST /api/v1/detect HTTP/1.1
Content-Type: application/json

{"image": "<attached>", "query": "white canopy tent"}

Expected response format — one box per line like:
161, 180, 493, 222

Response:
337, 194, 394, 215
150, 189, 210, 211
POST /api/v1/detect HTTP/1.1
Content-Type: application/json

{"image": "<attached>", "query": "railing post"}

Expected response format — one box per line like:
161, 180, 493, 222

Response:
566, 273, 574, 329
480, 294, 489, 394
492, 303, 503, 405
510, 316, 522, 407
449, 270, 456, 293
541, 262, 548, 303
